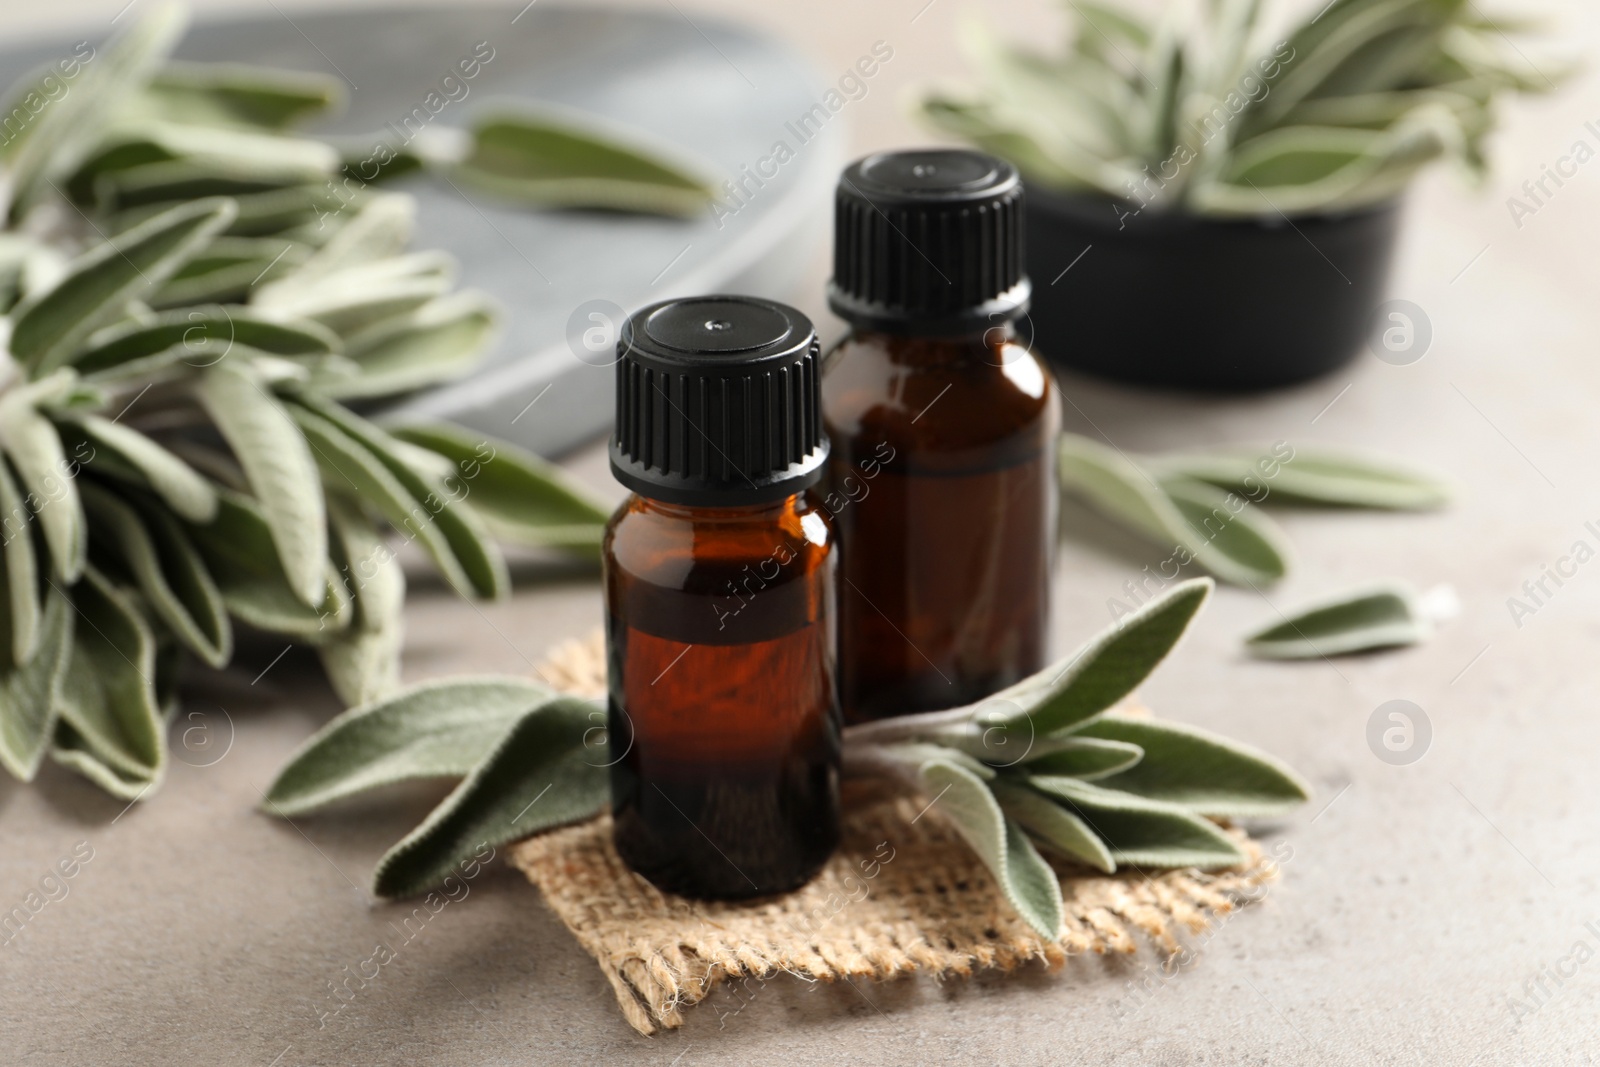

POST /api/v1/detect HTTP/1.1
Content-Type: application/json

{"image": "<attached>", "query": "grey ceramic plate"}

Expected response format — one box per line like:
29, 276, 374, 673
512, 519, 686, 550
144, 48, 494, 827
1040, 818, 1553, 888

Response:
1, 3, 842, 456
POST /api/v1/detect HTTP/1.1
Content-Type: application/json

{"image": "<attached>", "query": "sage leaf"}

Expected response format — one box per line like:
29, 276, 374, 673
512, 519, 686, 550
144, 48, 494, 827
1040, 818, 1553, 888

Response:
293, 193, 414, 279
57, 413, 218, 523
0, 372, 86, 581
0, 457, 41, 663
314, 292, 495, 400
1059, 434, 1288, 585
389, 420, 610, 552
193, 359, 326, 606
1076, 715, 1312, 817
319, 495, 406, 706
1156, 445, 1452, 510
1244, 580, 1430, 659
252, 253, 453, 335
1, 2, 188, 217
1018, 736, 1144, 780
150, 235, 310, 306
263, 675, 555, 816
10, 197, 236, 373
0, 585, 71, 781
917, 758, 1063, 938
989, 778, 1115, 873
294, 398, 507, 599
458, 112, 714, 218
1159, 475, 1292, 585
143, 61, 343, 130
370, 695, 606, 899
80, 481, 230, 668
1029, 775, 1246, 869
291, 399, 502, 601
51, 720, 160, 801
53, 566, 165, 787
186, 489, 348, 641
76, 305, 339, 378
977, 577, 1210, 737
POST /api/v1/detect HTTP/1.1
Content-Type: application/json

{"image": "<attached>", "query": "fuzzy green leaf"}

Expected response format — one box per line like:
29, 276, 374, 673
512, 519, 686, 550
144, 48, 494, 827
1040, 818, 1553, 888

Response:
10, 197, 235, 373
1159, 475, 1292, 585
186, 489, 349, 641
977, 577, 1211, 737
1059, 434, 1288, 585
319, 494, 406, 706
0, 372, 86, 581
1029, 774, 1247, 868
370, 695, 606, 898
388, 420, 609, 552
263, 675, 556, 817
314, 292, 495, 400
57, 413, 218, 523
0, 457, 41, 663
76, 305, 339, 379
1245, 581, 1429, 658
52, 566, 165, 789
0, 585, 71, 781
1076, 715, 1312, 817
1, 2, 188, 216
989, 777, 1115, 872
289, 403, 505, 600
142, 61, 343, 130
1156, 444, 1452, 510
917, 758, 1063, 938
458, 112, 714, 218
193, 359, 326, 606
80, 481, 230, 668
252, 253, 452, 334
1018, 735, 1144, 780
294, 398, 507, 599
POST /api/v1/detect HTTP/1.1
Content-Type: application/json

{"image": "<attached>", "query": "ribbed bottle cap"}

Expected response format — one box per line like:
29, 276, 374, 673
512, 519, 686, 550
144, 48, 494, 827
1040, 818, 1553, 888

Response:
610, 295, 827, 506
828, 149, 1030, 335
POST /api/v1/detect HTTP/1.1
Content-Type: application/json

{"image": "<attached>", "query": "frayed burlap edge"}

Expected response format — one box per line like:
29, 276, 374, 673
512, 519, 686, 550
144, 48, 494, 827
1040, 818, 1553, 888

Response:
511, 634, 1282, 1036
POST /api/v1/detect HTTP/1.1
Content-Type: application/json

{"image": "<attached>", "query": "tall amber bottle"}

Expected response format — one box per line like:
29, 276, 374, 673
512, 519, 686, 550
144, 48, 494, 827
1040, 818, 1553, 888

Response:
823, 150, 1060, 723
604, 295, 838, 899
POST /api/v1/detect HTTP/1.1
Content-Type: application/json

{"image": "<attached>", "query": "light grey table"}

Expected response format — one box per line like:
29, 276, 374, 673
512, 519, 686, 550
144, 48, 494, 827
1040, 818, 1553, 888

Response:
4, 1, 1600, 1063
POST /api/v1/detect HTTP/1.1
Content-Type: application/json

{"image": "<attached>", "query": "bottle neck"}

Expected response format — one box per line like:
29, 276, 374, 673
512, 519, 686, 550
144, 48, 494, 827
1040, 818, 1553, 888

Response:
845, 320, 1018, 367
632, 491, 805, 524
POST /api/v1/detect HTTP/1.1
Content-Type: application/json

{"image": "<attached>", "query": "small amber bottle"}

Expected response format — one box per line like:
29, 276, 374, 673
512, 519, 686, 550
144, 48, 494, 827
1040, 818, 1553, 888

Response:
604, 295, 838, 899
823, 149, 1061, 723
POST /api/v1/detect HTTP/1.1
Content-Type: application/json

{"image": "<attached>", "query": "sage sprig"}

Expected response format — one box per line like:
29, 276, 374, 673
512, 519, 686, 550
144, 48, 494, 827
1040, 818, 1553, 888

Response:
919, 0, 1571, 215
0, 4, 707, 801
263, 578, 1311, 939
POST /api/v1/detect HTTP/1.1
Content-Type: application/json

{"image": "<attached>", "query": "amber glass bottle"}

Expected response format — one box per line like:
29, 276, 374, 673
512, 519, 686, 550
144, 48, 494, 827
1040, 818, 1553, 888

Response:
604, 295, 838, 899
823, 149, 1060, 723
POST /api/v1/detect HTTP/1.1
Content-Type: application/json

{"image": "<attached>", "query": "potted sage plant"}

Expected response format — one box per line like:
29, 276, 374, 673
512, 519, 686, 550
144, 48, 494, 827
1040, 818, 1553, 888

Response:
918, 0, 1569, 390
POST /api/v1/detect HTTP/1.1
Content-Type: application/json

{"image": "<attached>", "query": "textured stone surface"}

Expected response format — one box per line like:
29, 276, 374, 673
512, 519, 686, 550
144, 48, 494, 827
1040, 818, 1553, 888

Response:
4, 1, 1600, 1064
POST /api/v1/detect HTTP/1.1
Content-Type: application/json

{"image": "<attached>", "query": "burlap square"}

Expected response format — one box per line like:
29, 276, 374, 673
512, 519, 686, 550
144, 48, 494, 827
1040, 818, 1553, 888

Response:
512, 635, 1280, 1035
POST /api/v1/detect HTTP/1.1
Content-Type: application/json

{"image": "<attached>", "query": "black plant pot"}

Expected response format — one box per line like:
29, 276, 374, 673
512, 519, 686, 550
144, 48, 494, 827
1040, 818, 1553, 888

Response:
1024, 189, 1404, 392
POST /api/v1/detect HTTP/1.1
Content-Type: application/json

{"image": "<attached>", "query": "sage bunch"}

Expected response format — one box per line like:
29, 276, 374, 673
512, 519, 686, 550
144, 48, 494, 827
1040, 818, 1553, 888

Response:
919, 0, 1571, 215
264, 578, 1310, 939
0, 5, 711, 799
